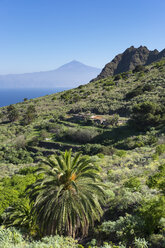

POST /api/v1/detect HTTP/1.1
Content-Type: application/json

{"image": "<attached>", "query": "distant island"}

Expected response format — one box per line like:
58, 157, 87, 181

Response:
0, 60, 101, 88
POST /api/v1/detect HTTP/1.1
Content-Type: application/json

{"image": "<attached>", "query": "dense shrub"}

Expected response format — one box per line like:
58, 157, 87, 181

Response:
131, 102, 165, 130
103, 80, 115, 87
147, 164, 165, 193
149, 234, 165, 248
14, 135, 27, 149
63, 127, 99, 144
82, 144, 115, 155
115, 150, 126, 157
0, 227, 79, 248
114, 74, 122, 81
108, 188, 143, 212
124, 177, 141, 191
0, 188, 19, 216
0, 227, 23, 247
116, 133, 157, 150
156, 144, 165, 155
133, 237, 148, 248
82, 143, 102, 155
22, 105, 37, 125
7, 105, 19, 122
0, 171, 38, 217
98, 214, 145, 245
105, 114, 119, 127
138, 196, 165, 235
133, 65, 145, 73
126, 84, 154, 100
47, 123, 65, 138
0, 146, 34, 164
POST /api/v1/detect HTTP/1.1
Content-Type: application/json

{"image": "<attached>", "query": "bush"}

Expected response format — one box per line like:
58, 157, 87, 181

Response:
22, 105, 37, 125
33, 235, 78, 248
124, 177, 141, 191
0, 146, 34, 164
114, 74, 122, 81
63, 128, 99, 144
14, 135, 26, 149
99, 214, 145, 245
115, 150, 126, 157
147, 164, 165, 193
126, 84, 154, 100
0, 227, 78, 248
149, 234, 165, 248
0, 227, 23, 247
133, 237, 148, 248
82, 144, 102, 155
131, 102, 165, 130
138, 196, 165, 235
108, 188, 143, 212
0, 187, 19, 216
105, 114, 119, 127
47, 123, 65, 138
7, 105, 19, 122
100, 146, 116, 155
133, 65, 145, 73
156, 144, 165, 155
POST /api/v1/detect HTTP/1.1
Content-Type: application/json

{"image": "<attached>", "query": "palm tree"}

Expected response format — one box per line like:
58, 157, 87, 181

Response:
27, 149, 106, 238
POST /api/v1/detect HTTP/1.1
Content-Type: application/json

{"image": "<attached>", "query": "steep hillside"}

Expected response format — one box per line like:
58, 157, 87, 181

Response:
92, 46, 165, 81
0, 59, 165, 247
0, 59, 165, 167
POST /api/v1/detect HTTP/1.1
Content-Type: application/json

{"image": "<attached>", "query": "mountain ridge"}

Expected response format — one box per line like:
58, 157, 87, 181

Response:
91, 46, 165, 81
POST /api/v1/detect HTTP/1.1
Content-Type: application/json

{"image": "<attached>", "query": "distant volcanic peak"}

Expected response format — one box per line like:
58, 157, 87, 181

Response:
92, 46, 165, 81
0, 61, 101, 88
57, 60, 101, 71
64, 60, 84, 66
56, 60, 82, 69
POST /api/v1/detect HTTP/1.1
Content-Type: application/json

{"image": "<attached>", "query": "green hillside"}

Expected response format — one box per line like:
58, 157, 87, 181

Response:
0, 59, 165, 248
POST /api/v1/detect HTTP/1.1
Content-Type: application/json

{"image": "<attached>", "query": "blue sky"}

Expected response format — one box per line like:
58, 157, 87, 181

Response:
0, 0, 165, 74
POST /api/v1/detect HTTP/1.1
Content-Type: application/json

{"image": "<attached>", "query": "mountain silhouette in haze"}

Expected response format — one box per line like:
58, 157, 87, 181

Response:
0, 61, 101, 88
92, 46, 165, 81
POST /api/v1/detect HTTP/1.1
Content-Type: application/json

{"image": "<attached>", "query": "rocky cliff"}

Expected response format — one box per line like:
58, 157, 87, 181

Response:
92, 46, 165, 81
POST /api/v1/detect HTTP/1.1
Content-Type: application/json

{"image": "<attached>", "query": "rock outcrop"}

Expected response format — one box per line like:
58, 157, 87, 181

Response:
92, 46, 165, 81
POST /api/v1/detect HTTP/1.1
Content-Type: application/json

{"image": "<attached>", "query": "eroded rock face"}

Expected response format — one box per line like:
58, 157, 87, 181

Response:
92, 46, 164, 81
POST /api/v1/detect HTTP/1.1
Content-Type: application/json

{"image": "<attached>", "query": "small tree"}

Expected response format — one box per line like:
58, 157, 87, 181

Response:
7, 105, 19, 122
22, 105, 36, 125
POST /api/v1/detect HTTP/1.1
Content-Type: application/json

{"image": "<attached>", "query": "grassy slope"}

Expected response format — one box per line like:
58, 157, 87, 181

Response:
0, 60, 165, 247
0, 60, 165, 175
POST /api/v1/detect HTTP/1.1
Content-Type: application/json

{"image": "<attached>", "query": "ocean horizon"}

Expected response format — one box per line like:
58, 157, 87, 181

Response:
0, 88, 69, 107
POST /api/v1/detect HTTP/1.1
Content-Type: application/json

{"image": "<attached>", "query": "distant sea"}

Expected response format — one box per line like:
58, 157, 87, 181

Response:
0, 88, 69, 107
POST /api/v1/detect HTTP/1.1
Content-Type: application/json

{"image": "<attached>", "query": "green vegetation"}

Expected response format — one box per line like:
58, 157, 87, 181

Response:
7, 105, 19, 122
22, 105, 37, 125
131, 101, 165, 130
27, 150, 106, 237
0, 59, 165, 247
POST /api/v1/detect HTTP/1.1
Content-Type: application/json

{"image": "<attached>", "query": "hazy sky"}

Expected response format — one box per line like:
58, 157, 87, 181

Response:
0, 0, 165, 74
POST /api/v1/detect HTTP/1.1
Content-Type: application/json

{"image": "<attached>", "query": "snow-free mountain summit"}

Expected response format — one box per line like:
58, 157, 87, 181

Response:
0, 61, 101, 88
91, 46, 165, 81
